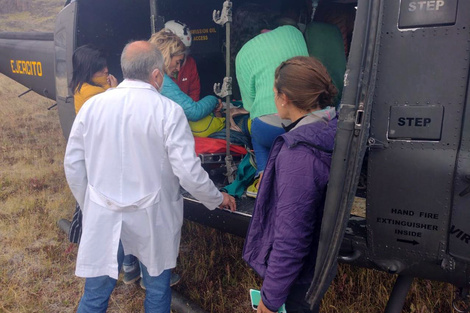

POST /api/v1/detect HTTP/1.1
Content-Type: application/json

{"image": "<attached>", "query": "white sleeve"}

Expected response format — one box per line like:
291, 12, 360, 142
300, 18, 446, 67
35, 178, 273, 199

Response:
64, 116, 88, 208
164, 103, 223, 210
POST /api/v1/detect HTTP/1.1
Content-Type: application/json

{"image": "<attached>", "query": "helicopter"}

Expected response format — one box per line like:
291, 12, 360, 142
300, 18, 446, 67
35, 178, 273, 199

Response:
0, 0, 469, 312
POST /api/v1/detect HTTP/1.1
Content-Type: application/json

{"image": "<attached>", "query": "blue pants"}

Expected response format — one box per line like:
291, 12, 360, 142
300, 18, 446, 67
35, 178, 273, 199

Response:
123, 254, 138, 270
251, 117, 285, 174
77, 243, 171, 313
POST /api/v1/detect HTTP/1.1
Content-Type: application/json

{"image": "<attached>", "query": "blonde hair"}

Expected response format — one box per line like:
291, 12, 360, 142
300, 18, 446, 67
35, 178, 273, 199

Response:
274, 56, 337, 111
148, 29, 186, 74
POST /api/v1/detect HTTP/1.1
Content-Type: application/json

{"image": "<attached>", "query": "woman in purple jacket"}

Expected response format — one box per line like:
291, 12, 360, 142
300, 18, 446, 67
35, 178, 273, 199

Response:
243, 56, 338, 313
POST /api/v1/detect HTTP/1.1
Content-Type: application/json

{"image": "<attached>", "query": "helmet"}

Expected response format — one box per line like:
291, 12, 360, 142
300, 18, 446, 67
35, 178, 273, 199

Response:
164, 20, 192, 47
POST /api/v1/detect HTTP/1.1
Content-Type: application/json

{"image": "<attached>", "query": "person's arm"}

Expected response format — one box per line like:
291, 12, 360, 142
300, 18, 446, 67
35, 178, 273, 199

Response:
185, 57, 201, 102
161, 75, 217, 121
163, 102, 235, 211
260, 148, 328, 311
64, 114, 88, 208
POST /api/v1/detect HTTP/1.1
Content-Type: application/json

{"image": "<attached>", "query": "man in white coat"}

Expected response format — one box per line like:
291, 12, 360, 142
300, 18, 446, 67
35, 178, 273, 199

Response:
64, 40, 236, 313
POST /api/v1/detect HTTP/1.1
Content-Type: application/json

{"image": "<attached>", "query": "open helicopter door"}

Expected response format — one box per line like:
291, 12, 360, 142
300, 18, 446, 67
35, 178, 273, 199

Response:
54, 1, 77, 140
308, 0, 470, 309
306, 0, 380, 307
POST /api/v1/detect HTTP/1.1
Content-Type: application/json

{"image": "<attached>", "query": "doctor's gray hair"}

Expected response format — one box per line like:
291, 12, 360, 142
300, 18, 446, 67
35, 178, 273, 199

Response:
121, 41, 164, 82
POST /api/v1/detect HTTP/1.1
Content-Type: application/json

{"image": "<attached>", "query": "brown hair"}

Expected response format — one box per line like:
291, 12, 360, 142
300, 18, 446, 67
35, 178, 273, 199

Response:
274, 56, 337, 111
148, 29, 186, 74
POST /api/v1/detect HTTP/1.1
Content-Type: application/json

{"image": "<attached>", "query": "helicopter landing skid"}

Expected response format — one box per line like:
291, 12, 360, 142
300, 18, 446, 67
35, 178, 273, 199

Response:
384, 275, 414, 313
453, 288, 470, 313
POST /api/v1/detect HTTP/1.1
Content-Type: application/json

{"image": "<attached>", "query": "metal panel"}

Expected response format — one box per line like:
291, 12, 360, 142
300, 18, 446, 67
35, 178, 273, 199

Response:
449, 59, 470, 262
308, 0, 382, 306
0, 33, 55, 100
388, 105, 444, 140
399, 0, 458, 28
54, 2, 77, 140
367, 0, 470, 264
183, 192, 252, 238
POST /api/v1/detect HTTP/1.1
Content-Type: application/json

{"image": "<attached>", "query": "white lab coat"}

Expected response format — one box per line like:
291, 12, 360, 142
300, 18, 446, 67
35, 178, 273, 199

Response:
64, 79, 223, 279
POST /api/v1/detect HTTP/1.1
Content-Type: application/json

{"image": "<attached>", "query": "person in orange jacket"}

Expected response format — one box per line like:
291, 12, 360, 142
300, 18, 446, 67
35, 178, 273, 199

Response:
71, 45, 118, 114
67, 45, 118, 245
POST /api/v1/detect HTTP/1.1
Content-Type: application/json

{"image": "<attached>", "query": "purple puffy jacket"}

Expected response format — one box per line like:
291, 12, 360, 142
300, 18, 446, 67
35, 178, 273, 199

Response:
243, 110, 337, 312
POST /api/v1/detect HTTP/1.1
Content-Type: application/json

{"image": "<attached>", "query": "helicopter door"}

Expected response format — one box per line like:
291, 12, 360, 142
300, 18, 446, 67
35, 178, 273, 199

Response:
365, 0, 466, 278
306, 0, 380, 307
54, 1, 77, 140
450, 69, 470, 261
309, 0, 470, 306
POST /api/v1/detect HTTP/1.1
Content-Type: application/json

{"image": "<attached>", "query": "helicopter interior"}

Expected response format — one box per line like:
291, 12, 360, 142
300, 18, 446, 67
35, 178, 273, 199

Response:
73, 0, 362, 231
75, 0, 357, 99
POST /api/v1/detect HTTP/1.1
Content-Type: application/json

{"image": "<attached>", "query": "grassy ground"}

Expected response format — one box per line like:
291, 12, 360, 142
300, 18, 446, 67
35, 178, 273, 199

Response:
0, 1, 459, 312
0, 0, 63, 32
0, 73, 260, 312
0, 67, 458, 313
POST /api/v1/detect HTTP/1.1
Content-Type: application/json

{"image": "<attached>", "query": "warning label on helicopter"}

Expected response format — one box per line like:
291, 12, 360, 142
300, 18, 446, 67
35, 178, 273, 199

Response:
450, 225, 470, 244
398, 0, 458, 28
191, 27, 217, 42
376, 217, 438, 231
375, 208, 441, 240
10, 59, 43, 76
388, 105, 443, 140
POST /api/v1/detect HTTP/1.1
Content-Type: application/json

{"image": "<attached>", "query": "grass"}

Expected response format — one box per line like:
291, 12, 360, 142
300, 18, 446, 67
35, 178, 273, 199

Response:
0, 73, 458, 313
0, 72, 259, 312
0, 0, 64, 32
0, 74, 77, 312
0, 1, 460, 312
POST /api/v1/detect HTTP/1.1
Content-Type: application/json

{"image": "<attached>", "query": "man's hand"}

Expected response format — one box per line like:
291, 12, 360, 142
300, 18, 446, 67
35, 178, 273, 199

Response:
219, 192, 236, 212
257, 299, 276, 313
107, 74, 118, 88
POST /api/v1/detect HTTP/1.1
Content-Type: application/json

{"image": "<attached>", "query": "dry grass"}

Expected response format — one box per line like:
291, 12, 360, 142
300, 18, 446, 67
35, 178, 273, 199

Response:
0, 74, 153, 312
0, 0, 63, 32
0, 73, 457, 313
0, 74, 78, 312
0, 1, 458, 312
0, 72, 260, 312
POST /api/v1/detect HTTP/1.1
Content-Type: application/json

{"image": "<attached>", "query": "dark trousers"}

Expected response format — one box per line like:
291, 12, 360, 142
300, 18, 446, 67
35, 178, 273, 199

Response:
285, 284, 320, 313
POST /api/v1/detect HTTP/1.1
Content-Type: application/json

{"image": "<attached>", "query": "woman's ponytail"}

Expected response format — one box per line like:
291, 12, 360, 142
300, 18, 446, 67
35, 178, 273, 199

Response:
274, 56, 338, 111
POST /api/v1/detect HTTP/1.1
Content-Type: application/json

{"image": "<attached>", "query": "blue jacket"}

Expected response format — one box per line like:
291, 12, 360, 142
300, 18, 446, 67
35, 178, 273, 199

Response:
243, 108, 337, 311
161, 74, 218, 121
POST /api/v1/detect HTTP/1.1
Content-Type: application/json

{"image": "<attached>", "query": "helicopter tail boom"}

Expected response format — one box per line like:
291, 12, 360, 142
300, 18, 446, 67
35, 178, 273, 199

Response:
0, 32, 56, 100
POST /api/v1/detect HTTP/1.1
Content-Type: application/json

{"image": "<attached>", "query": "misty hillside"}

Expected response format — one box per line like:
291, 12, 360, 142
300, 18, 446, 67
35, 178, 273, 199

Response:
0, 0, 64, 32
0, 0, 30, 14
